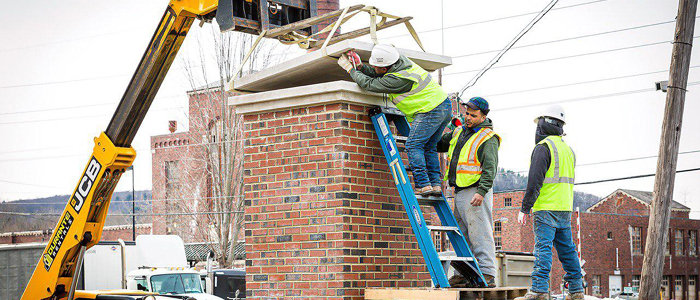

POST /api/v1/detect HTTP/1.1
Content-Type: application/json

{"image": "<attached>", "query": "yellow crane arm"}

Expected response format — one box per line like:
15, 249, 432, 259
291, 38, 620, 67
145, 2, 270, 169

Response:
21, 1, 216, 299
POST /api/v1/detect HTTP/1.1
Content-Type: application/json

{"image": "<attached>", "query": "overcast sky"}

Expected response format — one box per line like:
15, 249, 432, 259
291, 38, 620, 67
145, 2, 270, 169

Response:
0, 0, 698, 218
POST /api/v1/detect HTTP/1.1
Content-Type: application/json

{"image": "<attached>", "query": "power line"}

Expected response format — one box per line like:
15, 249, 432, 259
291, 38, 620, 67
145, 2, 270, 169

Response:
0, 28, 146, 54
453, 18, 688, 59
492, 80, 700, 111
458, 0, 559, 96
446, 38, 688, 77
385, 0, 609, 40
482, 65, 700, 98
0, 195, 244, 206
0, 180, 62, 189
0, 94, 186, 116
0, 105, 187, 126
511, 149, 700, 174
575, 167, 700, 186
0, 211, 243, 217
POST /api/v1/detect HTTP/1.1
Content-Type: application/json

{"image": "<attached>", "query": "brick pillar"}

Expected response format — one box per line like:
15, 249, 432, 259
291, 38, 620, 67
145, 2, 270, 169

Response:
233, 81, 431, 299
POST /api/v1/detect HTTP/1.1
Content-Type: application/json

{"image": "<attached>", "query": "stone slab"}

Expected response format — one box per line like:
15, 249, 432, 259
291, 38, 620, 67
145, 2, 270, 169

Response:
231, 40, 452, 92
229, 80, 395, 114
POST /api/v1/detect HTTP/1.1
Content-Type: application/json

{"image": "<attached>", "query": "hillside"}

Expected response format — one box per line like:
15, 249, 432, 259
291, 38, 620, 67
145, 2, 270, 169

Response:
0, 190, 152, 233
494, 168, 601, 211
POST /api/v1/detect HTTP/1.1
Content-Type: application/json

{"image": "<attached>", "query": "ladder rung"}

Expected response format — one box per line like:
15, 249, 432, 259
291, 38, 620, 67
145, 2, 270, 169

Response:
416, 195, 444, 205
395, 136, 408, 143
427, 226, 460, 233
439, 255, 474, 262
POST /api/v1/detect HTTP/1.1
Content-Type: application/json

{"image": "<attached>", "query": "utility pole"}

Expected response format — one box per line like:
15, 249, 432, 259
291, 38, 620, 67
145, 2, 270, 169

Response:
128, 165, 136, 241
639, 0, 697, 299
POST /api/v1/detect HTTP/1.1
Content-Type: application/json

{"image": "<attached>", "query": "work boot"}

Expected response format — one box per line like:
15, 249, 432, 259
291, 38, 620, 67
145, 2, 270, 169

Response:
449, 274, 467, 287
430, 185, 443, 196
565, 292, 585, 300
414, 186, 432, 196
483, 274, 497, 288
515, 292, 550, 300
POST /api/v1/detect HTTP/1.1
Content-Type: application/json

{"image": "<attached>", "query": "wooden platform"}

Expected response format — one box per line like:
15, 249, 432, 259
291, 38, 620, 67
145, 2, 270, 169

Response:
365, 287, 529, 300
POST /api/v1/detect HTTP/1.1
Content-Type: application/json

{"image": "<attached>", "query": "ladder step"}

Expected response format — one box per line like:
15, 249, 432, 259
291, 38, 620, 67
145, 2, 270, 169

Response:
395, 136, 408, 143
439, 255, 474, 262
427, 226, 460, 233
416, 195, 444, 205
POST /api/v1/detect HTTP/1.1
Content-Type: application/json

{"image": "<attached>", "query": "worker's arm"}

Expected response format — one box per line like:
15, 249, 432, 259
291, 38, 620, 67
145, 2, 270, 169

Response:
436, 130, 454, 153
349, 69, 413, 94
520, 145, 551, 214
355, 64, 381, 77
475, 137, 500, 196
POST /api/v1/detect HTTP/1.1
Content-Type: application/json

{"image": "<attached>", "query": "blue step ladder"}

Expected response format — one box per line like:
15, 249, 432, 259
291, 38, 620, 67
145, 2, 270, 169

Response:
368, 106, 487, 288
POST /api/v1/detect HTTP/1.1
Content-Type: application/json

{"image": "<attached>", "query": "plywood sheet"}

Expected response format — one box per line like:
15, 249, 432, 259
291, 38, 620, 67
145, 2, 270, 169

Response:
232, 40, 451, 92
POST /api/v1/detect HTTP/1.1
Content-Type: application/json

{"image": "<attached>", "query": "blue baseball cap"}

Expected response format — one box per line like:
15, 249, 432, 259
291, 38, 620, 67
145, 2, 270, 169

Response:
463, 96, 490, 115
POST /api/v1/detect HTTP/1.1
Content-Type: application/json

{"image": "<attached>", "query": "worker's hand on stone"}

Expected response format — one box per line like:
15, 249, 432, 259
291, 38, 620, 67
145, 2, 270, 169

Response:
470, 193, 484, 206
517, 211, 529, 226
337, 54, 354, 73
347, 50, 362, 67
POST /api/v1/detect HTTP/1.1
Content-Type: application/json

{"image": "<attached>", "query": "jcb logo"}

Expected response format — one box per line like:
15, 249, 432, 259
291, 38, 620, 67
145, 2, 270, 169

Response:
70, 157, 101, 213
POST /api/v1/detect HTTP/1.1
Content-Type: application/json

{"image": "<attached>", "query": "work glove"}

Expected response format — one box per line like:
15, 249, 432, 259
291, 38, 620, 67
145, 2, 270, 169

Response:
347, 50, 362, 67
446, 115, 465, 131
337, 53, 354, 73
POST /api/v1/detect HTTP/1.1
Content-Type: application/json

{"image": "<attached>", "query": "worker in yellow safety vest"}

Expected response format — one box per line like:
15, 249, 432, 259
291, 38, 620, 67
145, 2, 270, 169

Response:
437, 96, 501, 288
516, 105, 583, 300
338, 44, 451, 197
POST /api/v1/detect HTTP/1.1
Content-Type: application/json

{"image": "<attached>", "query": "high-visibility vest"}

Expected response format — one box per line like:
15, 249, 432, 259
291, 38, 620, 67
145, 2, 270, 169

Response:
444, 126, 501, 187
386, 59, 447, 122
533, 135, 576, 212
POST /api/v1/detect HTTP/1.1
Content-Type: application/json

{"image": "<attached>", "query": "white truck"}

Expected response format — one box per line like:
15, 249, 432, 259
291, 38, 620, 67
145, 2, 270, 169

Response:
83, 235, 223, 300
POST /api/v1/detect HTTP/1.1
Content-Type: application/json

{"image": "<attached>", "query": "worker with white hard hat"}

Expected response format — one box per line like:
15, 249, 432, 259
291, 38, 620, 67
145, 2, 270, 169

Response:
338, 44, 451, 197
515, 105, 584, 300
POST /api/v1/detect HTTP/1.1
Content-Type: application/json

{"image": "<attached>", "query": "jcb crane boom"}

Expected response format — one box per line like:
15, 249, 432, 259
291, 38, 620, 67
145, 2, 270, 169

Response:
19, 0, 421, 298
21, 2, 217, 299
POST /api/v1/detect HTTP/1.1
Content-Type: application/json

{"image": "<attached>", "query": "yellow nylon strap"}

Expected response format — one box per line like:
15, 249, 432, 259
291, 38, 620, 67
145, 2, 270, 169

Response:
227, 30, 267, 91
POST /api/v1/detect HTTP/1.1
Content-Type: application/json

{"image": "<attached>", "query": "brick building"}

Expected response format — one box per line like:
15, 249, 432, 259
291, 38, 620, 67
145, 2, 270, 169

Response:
0, 224, 152, 245
493, 189, 700, 299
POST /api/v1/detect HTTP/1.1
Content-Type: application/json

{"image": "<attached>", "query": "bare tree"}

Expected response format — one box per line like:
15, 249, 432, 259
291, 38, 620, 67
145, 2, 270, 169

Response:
164, 23, 287, 266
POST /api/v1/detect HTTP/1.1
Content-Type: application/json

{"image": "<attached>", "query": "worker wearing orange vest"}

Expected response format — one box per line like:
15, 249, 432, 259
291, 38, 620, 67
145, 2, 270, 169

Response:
437, 96, 501, 288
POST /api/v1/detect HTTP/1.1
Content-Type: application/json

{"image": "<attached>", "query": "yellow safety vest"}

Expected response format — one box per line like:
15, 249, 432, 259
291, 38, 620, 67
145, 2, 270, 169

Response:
444, 127, 501, 187
533, 135, 576, 212
386, 59, 447, 122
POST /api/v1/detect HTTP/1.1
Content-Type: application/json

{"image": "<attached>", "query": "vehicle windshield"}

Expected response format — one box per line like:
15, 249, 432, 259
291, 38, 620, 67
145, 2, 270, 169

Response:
150, 273, 203, 294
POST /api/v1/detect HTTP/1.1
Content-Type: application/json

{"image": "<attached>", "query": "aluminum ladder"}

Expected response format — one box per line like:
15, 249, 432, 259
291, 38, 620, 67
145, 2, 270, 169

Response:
368, 106, 487, 288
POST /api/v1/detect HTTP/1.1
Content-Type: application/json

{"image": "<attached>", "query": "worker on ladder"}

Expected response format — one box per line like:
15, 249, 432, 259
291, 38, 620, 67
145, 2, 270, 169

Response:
437, 96, 501, 288
338, 44, 451, 197
516, 105, 583, 300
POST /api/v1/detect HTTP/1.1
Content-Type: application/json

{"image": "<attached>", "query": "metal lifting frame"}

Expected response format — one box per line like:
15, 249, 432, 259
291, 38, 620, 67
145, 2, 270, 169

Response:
228, 4, 426, 89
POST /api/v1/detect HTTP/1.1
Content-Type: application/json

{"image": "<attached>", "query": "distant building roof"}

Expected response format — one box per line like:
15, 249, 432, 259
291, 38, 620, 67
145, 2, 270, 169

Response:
184, 241, 245, 262
0, 223, 152, 237
587, 189, 691, 212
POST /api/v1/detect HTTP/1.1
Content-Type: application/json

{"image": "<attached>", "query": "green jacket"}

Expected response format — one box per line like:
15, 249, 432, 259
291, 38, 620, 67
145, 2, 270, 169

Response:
349, 54, 414, 94
437, 118, 499, 196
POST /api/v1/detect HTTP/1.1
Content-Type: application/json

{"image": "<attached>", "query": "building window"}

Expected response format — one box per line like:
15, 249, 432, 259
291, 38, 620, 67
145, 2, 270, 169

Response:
689, 230, 697, 256
675, 230, 684, 256
690, 276, 697, 300
662, 276, 671, 299
504, 197, 512, 207
675, 276, 684, 300
632, 226, 643, 255
433, 231, 443, 252
607, 232, 613, 240
494, 221, 502, 251
592, 275, 602, 297
632, 275, 641, 292
666, 231, 672, 256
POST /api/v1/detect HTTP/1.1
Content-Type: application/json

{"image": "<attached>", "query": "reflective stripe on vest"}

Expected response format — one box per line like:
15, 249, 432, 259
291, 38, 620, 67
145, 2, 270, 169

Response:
533, 136, 576, 212
386, 59, 447, 122
444, 127, 501, 187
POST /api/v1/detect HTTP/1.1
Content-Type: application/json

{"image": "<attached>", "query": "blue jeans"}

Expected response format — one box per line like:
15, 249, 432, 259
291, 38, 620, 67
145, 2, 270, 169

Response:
531, 211, 583, 293
406, 98, 451, 188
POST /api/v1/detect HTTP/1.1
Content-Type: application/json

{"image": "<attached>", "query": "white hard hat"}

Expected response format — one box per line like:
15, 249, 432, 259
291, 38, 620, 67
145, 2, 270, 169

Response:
534, 104, 566, 124
369, 44, 400, 67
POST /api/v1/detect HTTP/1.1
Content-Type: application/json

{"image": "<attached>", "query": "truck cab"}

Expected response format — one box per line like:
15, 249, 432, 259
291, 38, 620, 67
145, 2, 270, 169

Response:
128, 267, 223, 300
